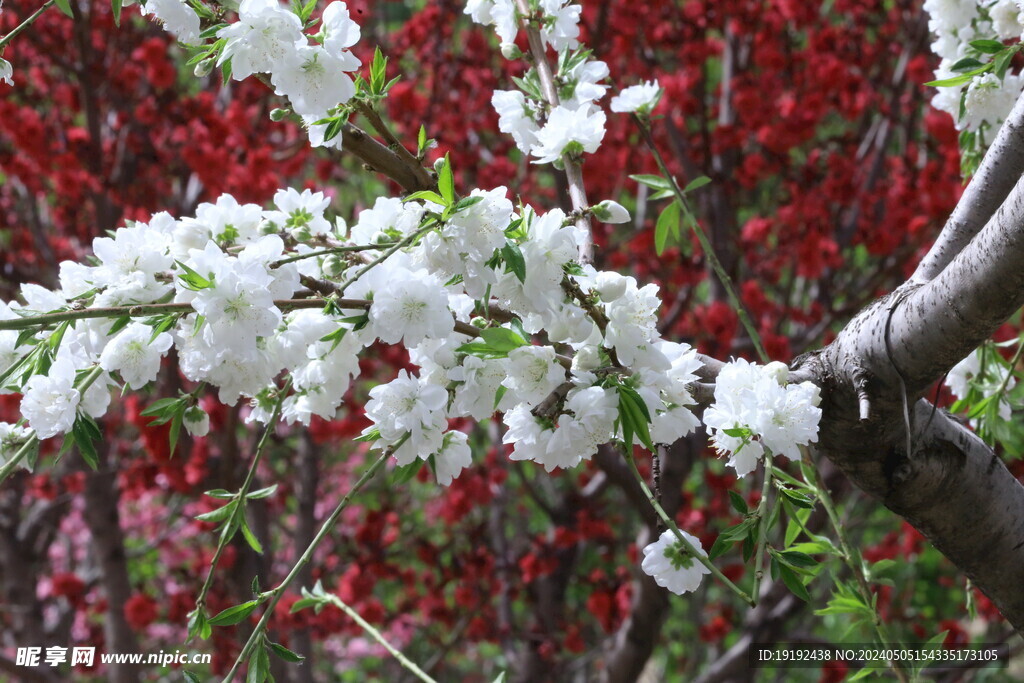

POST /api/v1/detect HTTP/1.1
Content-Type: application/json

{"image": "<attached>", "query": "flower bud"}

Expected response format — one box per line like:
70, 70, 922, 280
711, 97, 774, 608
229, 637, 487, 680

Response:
591, 200, 631, 224
270, 108, 290, 122
183, 406, 210, 438
595, 271, 629, 302
572, 345, 602, 371
322, 254, 346, 278
193, 58, 215, 78
764, 361, 789, 385
290, 225, 313, 242
500, 42, 524, 60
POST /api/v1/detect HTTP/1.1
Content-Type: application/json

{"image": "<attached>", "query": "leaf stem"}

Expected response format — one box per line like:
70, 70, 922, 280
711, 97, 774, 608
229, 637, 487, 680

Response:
622, 448, 755, 606
221, 443, 398, 681
0, 0, 55, 52
193, 379, 293, 616
751, 451, 774, 601
632, 114, 768, 362
323, 593, 438, 683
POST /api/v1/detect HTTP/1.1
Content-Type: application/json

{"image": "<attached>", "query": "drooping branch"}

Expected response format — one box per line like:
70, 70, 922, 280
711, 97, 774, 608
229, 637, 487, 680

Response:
912, 91, 1024, 283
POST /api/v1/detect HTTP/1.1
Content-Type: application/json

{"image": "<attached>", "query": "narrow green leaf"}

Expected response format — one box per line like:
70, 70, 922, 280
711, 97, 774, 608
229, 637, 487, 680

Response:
926, 63, 992, 87
246, 644, 270, 683
970, 39, 1006, 55
269, 641, 305, 663
727, 490, 748, 515
501, 243, 527, 283
438, 154, 455, 205
405, 190, 445, 205
654, 201, 680, 256
778, 563, 810, 601
240, 520, 264, 554
247, 484, 278, 500
629, 174, 672, 192
209, 600, 260, 626
683, 176, 712, 192
112, 0, 122, 25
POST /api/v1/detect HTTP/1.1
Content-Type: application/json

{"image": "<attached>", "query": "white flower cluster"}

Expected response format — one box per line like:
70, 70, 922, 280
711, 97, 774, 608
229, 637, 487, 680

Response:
926, 0, 1024, 133
945, 346, 1017, 423
702, 359, 822, 477
467, 1, 607, 165
129, 0, 360, 149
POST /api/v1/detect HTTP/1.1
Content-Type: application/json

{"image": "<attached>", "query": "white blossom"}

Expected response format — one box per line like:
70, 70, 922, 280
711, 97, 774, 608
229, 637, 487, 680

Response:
99, 323, 173, 390
434, 431, 472, 486
21, 357, 81, 439
363, 370, 448, 466
502, 346, 565, 407
218, 0, 306, 81
610, 80, 662, 114
641, 529, 711, 595
140, 0, 201, 43
271, 45, 358, 118
492, 90, 540, 154
531, 105, 606, 164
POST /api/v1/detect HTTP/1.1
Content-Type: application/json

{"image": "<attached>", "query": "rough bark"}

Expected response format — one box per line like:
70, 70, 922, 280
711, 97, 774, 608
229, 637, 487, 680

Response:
913, 92, 1024, 283
802, 210, 1024, 634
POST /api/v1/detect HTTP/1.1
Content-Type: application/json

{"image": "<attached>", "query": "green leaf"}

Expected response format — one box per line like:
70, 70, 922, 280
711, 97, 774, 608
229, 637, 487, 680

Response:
72, 415, 100, 470
994, 46, 1019, 79
788, 538, 840, 557
950, 56, 985, 72
970, 39, 1006, 55
391, 459, 423, 484
779, 486, 815, 509
727, 490, 748, 515
240, 519, 264, 554
776, 550, 818, 570
501, 243, 527, 283
926, 63, 992, 88
53, 0, 73, 18
493, 384, 508, 410
617, 384, 655, 452
209, 600, 260, 626
479, 327, 528, 352
269, 641, 305, 663
205, 488, 235, 500
438, 154, 455, 205
722, 426, 751, 438
417, 125, 428, 156
629, 174, 672, 192
112, 0, 123, 27
195, 501, 236, 524
654, 201, 681, 256
683, 176, 712, 192
405, 190, 446, 205
141, 397, 185, 420
169, 408, 184, 456
247, 484, 278, 500
709, 518, 756, 560
778, 563, 810, 601
246, 644, 270, 683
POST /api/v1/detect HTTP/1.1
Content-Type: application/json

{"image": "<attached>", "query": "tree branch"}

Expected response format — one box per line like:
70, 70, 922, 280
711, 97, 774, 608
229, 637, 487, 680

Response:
912, 91, 1024, 283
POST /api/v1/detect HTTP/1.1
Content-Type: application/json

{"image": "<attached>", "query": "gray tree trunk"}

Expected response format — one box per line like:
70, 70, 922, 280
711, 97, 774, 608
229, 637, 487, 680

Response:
792, 92, 1024, 635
